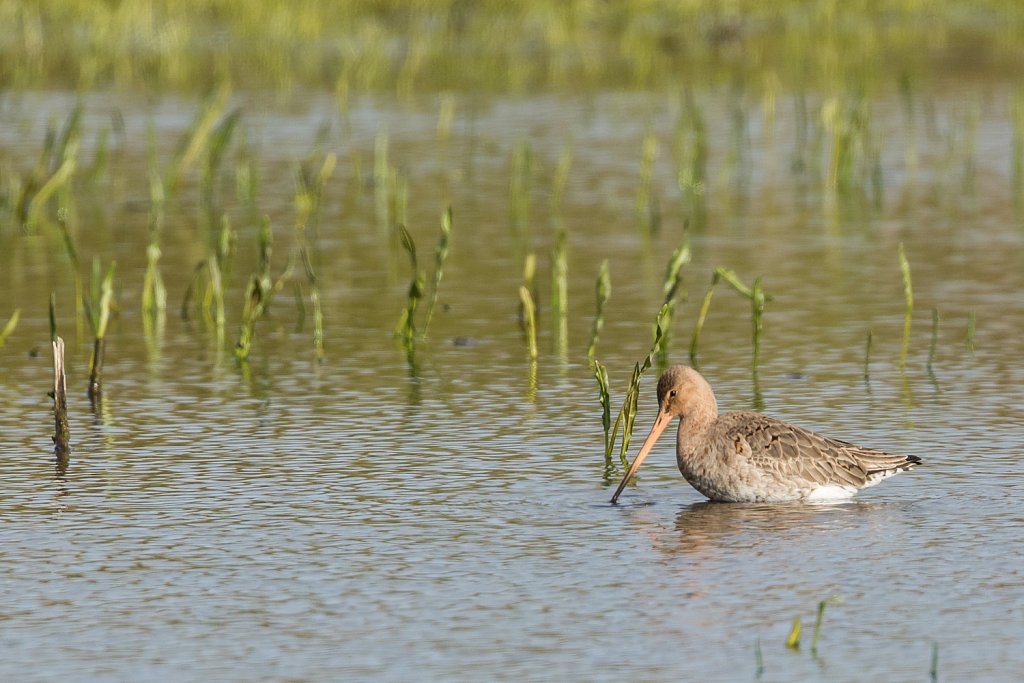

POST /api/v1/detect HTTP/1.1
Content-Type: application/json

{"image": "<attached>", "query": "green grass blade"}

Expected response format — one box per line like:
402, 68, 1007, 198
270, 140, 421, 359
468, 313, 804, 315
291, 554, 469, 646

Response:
0, 309, 20, 348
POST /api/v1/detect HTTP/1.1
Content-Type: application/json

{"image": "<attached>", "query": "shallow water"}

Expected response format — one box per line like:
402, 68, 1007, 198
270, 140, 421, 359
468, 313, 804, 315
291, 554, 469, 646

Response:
2, 85, 1024, 680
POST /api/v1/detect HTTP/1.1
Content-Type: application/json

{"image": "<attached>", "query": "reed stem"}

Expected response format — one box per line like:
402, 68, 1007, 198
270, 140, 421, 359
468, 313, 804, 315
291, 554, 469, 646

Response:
52, 336, 70, 455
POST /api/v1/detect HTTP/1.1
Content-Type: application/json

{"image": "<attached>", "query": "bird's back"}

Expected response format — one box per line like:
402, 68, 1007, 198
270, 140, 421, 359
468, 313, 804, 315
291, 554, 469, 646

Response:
678, 411, 920, 502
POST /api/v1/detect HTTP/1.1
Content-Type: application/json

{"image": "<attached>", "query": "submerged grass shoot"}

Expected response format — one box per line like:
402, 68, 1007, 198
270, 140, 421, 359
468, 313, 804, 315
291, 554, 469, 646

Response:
142, 125, 167, 319
56, 214, 86, 340
587, 260, 611, 363
864, 329, 873, 382
204, 108, 241, 183
394, 224, 425, 353
550, 140, 573, 214
927, 308, 939, 371
751, 277, 765, 370
690, 267, 767, 370
593, 360, 612, 461
423, 206, 452, 336
898, 242, 913, 370
810, 597, 841, 655
1014, 90, 1024, 205
661, 242, 690, 304
26, 139, 78, 229
293, 150, 336, 360
22, 105, 82, 231
301, 248, 325, 361
785, 617, 801, 650
675, 91, 708, 229
636, 126, 658, 234
374, 130, 390, 233
519, 285, 538, 360
509, 140, 532, 240
551, 230, 568, 358
436, 93, 455, 142
606, 303, 671, 471
86, 260, 116, 400
236, 217, 291, 361
657, 242, 690, 367
182, 213, 235, 352
519, 251, 537, 334
167, 85, 231, 196
390, 170, 409, 238
211, 214, 233, 343
0, 309, 20, 348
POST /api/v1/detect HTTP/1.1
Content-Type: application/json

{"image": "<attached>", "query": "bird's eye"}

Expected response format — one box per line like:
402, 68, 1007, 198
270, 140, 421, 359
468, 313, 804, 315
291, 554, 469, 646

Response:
669, 390, 677, 398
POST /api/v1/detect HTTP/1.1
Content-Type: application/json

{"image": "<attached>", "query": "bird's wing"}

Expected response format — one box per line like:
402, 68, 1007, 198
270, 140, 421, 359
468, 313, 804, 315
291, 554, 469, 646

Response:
718, 412, 915, 488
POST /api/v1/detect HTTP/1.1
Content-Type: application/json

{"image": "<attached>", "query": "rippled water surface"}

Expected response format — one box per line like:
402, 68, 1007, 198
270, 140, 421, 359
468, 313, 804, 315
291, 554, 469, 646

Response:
2, 87, 1024, 681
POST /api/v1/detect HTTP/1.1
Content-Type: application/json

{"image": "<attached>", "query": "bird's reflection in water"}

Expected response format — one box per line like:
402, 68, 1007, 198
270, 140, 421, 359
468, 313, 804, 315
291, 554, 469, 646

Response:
654, 499, 889, 557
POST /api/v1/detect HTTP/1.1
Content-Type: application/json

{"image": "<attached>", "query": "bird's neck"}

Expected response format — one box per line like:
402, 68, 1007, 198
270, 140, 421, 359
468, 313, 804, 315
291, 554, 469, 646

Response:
677, 395, 717, 452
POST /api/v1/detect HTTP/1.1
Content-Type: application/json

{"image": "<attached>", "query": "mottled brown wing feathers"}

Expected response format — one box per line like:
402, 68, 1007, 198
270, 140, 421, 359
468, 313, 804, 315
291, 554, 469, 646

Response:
720, 411, 917, 488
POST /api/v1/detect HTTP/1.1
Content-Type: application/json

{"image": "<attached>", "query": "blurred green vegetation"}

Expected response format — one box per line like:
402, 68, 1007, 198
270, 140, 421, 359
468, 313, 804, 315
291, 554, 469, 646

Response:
2, 0, 1023, 96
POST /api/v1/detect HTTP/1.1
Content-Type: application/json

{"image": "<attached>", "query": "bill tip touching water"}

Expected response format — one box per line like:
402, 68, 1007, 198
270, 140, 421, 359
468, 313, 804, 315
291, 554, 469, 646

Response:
610, 365, 921, 504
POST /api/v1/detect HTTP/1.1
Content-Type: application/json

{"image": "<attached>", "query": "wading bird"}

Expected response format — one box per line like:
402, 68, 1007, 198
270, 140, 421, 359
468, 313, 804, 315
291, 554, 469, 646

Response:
610, 365, 921, 503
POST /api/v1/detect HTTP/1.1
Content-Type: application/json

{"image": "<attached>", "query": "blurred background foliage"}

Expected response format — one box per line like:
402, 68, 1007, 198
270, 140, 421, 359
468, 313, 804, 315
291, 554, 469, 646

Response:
3, 0, 1022, 96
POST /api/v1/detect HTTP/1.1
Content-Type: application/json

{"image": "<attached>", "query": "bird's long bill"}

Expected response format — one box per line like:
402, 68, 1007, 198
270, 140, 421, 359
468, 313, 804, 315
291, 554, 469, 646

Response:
610, 409, 673, 504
